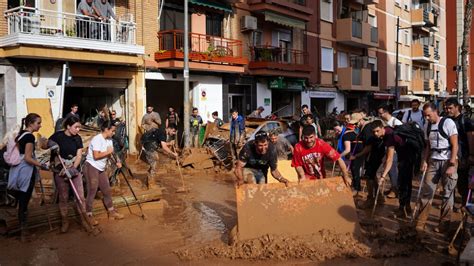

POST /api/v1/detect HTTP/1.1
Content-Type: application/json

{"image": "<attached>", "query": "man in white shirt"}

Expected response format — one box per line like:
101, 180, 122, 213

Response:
416, 102, 458, 234
377, 104, 402, 198
402, 99, 425, 128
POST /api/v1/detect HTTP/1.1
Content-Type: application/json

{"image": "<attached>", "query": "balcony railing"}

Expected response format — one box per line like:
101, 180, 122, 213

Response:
5, 6, 136, 45
352, 20, 362, 39
156, 30, 246, 65
250, 45, 308, 65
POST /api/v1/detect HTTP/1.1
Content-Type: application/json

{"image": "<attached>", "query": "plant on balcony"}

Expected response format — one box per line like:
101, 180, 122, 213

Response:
65, 27, 75, 37
156, 49, 168, 54
259, 48, 272, 61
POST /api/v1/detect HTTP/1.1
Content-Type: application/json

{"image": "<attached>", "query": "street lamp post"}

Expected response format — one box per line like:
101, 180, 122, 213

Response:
183, 0, 190, 148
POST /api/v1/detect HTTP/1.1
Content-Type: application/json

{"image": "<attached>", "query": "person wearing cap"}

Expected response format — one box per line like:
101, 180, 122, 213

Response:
234, 131, 289, 186
248, 106, 265, 118
339, 112, 364, 193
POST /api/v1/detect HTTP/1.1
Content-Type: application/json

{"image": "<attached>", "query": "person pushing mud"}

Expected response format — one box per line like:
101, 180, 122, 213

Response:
234, 131, 289, 186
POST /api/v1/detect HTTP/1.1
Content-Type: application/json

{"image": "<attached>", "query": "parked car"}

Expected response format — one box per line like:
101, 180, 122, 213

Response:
392, 108, 410, 121
247, 120, 297, 146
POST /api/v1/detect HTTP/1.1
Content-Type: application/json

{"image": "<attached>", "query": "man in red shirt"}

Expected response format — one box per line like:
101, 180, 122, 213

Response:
292, 125, 350, 184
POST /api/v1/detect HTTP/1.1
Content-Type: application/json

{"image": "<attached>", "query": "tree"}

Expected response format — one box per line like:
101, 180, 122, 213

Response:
461, 0, 474, 104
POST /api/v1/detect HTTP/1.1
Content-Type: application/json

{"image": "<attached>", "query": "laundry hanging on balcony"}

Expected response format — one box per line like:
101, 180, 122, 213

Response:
264, 11, 306, 30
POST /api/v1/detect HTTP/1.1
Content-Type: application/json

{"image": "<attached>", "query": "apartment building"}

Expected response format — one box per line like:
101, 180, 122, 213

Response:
446, 0, 474, 99
0, 0, 145, 151
376, 0, 446, 108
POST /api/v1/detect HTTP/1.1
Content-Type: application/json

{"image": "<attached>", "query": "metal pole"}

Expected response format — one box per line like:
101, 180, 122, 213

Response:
183, 0, 190, 148
395, 16, 400, 110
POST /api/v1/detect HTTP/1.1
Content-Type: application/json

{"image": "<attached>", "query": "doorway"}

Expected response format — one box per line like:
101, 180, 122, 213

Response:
228, 94, 245, 116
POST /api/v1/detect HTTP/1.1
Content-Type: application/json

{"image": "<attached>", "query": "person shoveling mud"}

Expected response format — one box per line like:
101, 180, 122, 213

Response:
140, 124, 179, 189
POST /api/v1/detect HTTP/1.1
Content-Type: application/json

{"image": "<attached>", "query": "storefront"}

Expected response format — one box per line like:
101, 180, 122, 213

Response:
268, 77, 305, 118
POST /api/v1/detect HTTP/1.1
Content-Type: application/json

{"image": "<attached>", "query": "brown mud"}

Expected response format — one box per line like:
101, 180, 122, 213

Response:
0, 156, 459, 265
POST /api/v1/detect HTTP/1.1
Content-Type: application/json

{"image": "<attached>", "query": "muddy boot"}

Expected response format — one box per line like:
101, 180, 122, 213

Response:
20, 223, 34, 243
86, 213, 99, 226
434, 220, 450, 234
360, 180, 376, 209
392, 207, 408, 219
60, 216, 69, 233
108, 209, 124, 220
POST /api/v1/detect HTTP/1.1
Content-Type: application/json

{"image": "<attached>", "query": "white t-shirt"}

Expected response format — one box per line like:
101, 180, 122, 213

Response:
86, 134, 113, 171
402, 109, 425, 128
387, 116, 403, 128
424, 117, 458, 160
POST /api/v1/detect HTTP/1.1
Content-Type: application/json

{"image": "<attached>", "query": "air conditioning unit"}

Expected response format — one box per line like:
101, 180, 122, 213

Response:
333, 74, 339, 83
241, 16, 257, 31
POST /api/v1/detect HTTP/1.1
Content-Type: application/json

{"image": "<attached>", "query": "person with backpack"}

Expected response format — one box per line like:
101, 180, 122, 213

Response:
372, 119, 425, 218
416, 102, 459, 233
377, 104, 402, 199
339, 113, 364, 193
350, 117, 387, 209
402, 99, 425, 128
6, 113, 48, 242
48, 116, 87, 234
445, 98, 473, 208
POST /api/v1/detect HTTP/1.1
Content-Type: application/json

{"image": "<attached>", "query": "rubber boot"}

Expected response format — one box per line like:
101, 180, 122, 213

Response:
360, 180, 376, 209
87, 213, 99, 226
60, 215, 69, 233
108, 209, 124, 220
20, 223, 34, 243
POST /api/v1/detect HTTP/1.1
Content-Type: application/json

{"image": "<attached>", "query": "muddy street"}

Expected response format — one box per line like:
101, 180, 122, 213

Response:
0, 159, 461, 265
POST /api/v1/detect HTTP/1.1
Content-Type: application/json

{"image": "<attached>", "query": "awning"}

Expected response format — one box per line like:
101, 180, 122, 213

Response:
190, 0, 232, 13
66, 77, 128, 89
373, 93, 395, 100
264, 11, 306, 30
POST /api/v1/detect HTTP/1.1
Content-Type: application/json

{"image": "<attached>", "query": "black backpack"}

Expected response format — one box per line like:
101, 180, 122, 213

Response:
426, 117, 453, 151
394, 121, 426, 173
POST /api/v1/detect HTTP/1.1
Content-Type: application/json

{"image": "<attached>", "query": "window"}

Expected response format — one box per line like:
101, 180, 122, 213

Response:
252, 31, 262, 46
338, 52, 348, 68
405, 64, 411, 81
320, 0, 333, 22
368, 15, 377, 27
404, 30, 410, 45
397, 63, 404, 81
368, 57, 377, 71
321, 47, 334, 72
161, 7, 186, 31
206, 14, 223, 37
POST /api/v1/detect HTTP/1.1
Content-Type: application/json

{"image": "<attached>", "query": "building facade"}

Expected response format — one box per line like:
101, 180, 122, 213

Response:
446, 0, 474, 100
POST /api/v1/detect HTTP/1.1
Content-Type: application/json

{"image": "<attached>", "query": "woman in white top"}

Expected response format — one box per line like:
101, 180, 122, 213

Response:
84, 121, 124, 224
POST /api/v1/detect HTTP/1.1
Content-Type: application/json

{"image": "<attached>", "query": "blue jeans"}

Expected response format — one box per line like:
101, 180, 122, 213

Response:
243, 168, 266, 184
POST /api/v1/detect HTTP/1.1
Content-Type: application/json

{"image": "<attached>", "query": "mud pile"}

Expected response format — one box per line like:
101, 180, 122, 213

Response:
176, 225, 425, 261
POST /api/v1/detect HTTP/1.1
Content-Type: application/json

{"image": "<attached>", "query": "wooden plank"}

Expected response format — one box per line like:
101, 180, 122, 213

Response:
268, 159, 298, 183
26, 98, 54, 139
235, 178, 360, 241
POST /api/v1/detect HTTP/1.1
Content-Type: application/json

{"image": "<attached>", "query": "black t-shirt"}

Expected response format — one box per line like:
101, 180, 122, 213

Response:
17, 132, 35, 155
342, 131, 362, 155
141, 128, 167, 151
359, 122, 376, 146
49, 131, 83, 159
452, 114, 473, 157
239, 140, 278, 174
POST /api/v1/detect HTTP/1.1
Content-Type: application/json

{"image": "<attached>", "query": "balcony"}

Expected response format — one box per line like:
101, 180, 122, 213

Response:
434, 47, 440, 61
247, 0, 313, 21
155, 30, 247, 73
248, 45, 312, 78
411, 5, 436, 28
412, 76, 434, 93
338, 67, 379, 91
0, 6, 144, 56
412, 43, 435, 63
336, 18, 378, 48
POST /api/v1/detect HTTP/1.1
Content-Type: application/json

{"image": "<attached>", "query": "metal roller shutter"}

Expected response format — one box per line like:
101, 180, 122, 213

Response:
66, 78, 128, 89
